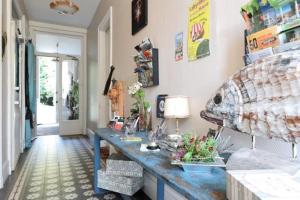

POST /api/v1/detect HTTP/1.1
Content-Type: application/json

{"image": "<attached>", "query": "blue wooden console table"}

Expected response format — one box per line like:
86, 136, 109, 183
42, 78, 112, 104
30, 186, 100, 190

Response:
94, 128, 226, 200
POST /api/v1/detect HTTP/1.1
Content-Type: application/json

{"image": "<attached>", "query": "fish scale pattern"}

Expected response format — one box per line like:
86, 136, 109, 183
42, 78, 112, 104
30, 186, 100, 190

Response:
203, 51, 300, 143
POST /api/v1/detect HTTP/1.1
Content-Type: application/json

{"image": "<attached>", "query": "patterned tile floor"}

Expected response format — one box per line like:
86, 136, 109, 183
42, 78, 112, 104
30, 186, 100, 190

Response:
7, 136, 148, 200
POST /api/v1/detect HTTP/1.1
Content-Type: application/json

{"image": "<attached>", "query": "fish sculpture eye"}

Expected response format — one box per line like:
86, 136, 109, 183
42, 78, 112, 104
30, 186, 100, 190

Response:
213, 93, 222, 105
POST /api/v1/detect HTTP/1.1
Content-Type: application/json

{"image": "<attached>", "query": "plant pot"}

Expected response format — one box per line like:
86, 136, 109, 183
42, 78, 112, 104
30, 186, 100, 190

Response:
138, 102, 146, 132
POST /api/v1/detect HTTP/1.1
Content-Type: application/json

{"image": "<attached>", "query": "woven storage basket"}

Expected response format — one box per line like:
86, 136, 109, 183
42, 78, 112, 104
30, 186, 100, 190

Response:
106, 154, 143, 177
98, 169, 144, 196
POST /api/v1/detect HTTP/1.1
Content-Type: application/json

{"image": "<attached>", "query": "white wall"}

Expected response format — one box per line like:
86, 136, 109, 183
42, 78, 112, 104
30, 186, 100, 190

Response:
1, 0, 28, 188
0, 0, 3, 188
1, 0, 12, 187
87, 0, 300, 198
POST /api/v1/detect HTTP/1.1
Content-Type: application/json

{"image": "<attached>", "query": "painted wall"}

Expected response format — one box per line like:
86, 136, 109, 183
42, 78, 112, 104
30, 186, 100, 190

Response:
0, 0, 4, 188
1, 0, 28, 187
87, 0, 300, 198
1, 0, 12, 187
88, 0, 300, 158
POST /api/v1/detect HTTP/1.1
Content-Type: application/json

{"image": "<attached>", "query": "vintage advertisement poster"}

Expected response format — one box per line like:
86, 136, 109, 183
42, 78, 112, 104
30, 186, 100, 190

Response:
247, 26, 279, 53
188, 0, 210, 61
175, 32, 184, 61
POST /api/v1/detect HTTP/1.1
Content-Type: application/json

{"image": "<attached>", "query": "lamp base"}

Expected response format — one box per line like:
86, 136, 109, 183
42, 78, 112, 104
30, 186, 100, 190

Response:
175, 118, 180, 135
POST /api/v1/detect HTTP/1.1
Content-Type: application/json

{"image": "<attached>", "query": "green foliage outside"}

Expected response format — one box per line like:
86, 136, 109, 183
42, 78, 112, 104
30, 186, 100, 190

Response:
39, 59, 55, 106
69, 80, 80, 119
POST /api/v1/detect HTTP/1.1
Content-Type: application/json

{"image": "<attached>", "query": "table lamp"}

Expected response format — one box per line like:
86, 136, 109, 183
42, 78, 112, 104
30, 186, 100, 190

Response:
164, 96, 190, 135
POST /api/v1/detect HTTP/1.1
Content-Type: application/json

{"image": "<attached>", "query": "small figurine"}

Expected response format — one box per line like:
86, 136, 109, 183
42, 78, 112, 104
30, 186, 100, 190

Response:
108, 80, 124, 118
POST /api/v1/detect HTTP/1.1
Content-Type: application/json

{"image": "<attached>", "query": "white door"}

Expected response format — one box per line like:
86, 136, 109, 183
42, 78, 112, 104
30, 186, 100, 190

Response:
58, 56, 82, 135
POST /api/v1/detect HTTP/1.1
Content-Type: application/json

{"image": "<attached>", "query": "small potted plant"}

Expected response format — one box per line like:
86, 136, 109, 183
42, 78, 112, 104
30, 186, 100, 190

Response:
128, 82, 151, 132
172, 133, 226, 172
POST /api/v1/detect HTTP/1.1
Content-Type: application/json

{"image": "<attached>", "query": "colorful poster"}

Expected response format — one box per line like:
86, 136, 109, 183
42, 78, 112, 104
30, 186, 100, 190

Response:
175, 32, 184, 61
247, 26, 279, 53
188, 0, 210, 61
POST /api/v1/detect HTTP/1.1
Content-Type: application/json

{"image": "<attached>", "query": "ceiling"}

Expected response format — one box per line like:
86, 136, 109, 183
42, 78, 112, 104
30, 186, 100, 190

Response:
23, 0, 101, 28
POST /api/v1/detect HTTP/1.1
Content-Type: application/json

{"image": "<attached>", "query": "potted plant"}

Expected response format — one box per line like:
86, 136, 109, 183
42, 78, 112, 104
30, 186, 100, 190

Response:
172, 133, 226, 172
128, 82, 151, 131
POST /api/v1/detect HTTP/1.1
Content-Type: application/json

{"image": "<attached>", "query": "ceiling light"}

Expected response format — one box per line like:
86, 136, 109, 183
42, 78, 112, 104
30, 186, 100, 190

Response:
50, 0, 79, 15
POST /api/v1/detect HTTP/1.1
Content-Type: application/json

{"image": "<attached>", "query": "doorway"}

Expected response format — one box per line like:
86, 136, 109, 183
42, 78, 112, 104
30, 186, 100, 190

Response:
37, 56, 58, 135
37, 55, 81, 136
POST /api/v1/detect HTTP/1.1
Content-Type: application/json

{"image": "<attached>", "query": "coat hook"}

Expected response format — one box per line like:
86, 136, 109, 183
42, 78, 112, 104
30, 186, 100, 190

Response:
292, 143, 298, 159
251, 135, 256, 149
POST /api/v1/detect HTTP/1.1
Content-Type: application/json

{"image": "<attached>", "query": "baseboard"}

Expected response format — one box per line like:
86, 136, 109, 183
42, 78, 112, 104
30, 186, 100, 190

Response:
0, 173, 3, 189
60, 131, 83, 136
2, 160, 10, 187
87, 128, 95, 146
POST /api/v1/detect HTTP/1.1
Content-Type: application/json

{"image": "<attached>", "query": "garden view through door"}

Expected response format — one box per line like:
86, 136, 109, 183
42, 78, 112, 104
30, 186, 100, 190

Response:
37, 56, 82, 135
37, 56, 57, 125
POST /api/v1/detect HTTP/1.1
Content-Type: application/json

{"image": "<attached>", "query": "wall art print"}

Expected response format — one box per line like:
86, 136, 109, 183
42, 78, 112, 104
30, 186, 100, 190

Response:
132, 0, 148, 35
188, 0, 210, 61
175, 32, 184, 61
156, 94, 168, 118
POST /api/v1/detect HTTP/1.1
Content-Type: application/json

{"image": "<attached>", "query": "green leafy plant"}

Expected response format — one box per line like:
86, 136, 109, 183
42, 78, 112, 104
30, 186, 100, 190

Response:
128, 82, 150, 117
68, 80, 79, 119
39, 62, 54, 106
176, 134, 217, 163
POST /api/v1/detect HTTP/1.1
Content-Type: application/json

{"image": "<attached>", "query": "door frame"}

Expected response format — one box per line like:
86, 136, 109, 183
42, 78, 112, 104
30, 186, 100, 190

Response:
29, 21, 87, 136
36, 53, 82, 135
36, 54, 59, 127
97, 6, 113, 128
0, 0, 13, 188
0, 0, 3, 188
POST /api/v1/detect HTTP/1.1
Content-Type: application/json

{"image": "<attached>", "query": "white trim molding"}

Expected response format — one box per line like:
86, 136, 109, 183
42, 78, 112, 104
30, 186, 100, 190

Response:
29, 20, 87, 35
97, 6, 113, 128
1, 161, 10, 187
0, 0, 3, 188
29, 21, 88, 135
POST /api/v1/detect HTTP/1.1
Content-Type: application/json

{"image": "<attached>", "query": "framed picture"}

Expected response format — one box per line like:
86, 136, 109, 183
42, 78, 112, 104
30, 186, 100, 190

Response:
132, 0, 148, 35
175, 32, 184, 61
156, 95, 168, 118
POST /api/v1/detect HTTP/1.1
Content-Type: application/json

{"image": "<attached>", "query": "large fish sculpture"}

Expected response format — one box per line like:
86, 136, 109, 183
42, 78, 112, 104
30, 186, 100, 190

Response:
201, 51, 300, 143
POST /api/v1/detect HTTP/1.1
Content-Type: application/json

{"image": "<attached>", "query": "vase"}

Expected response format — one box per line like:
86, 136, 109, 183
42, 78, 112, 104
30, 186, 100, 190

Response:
138, 102, 146, 132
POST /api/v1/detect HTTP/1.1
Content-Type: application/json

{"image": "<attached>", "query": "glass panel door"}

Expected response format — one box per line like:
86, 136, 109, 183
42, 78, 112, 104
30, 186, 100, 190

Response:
59, 57, 82, 134
37, 56, 58, 126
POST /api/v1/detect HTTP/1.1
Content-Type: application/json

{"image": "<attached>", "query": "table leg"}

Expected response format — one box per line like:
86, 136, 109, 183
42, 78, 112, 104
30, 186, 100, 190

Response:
157, 177, 165, 200
94, 134, 106, 194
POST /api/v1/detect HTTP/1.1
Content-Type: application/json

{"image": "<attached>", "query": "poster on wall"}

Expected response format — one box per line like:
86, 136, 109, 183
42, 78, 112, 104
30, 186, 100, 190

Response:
175, 32, 184, 61
188, 0, 210, 61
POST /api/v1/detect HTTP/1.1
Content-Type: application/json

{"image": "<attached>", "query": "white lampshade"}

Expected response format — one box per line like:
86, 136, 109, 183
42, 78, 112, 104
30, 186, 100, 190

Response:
164, 96, 190, 119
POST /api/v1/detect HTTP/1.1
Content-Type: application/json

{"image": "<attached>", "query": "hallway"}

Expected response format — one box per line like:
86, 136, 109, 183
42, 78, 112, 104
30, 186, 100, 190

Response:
1, 135, 146, 200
